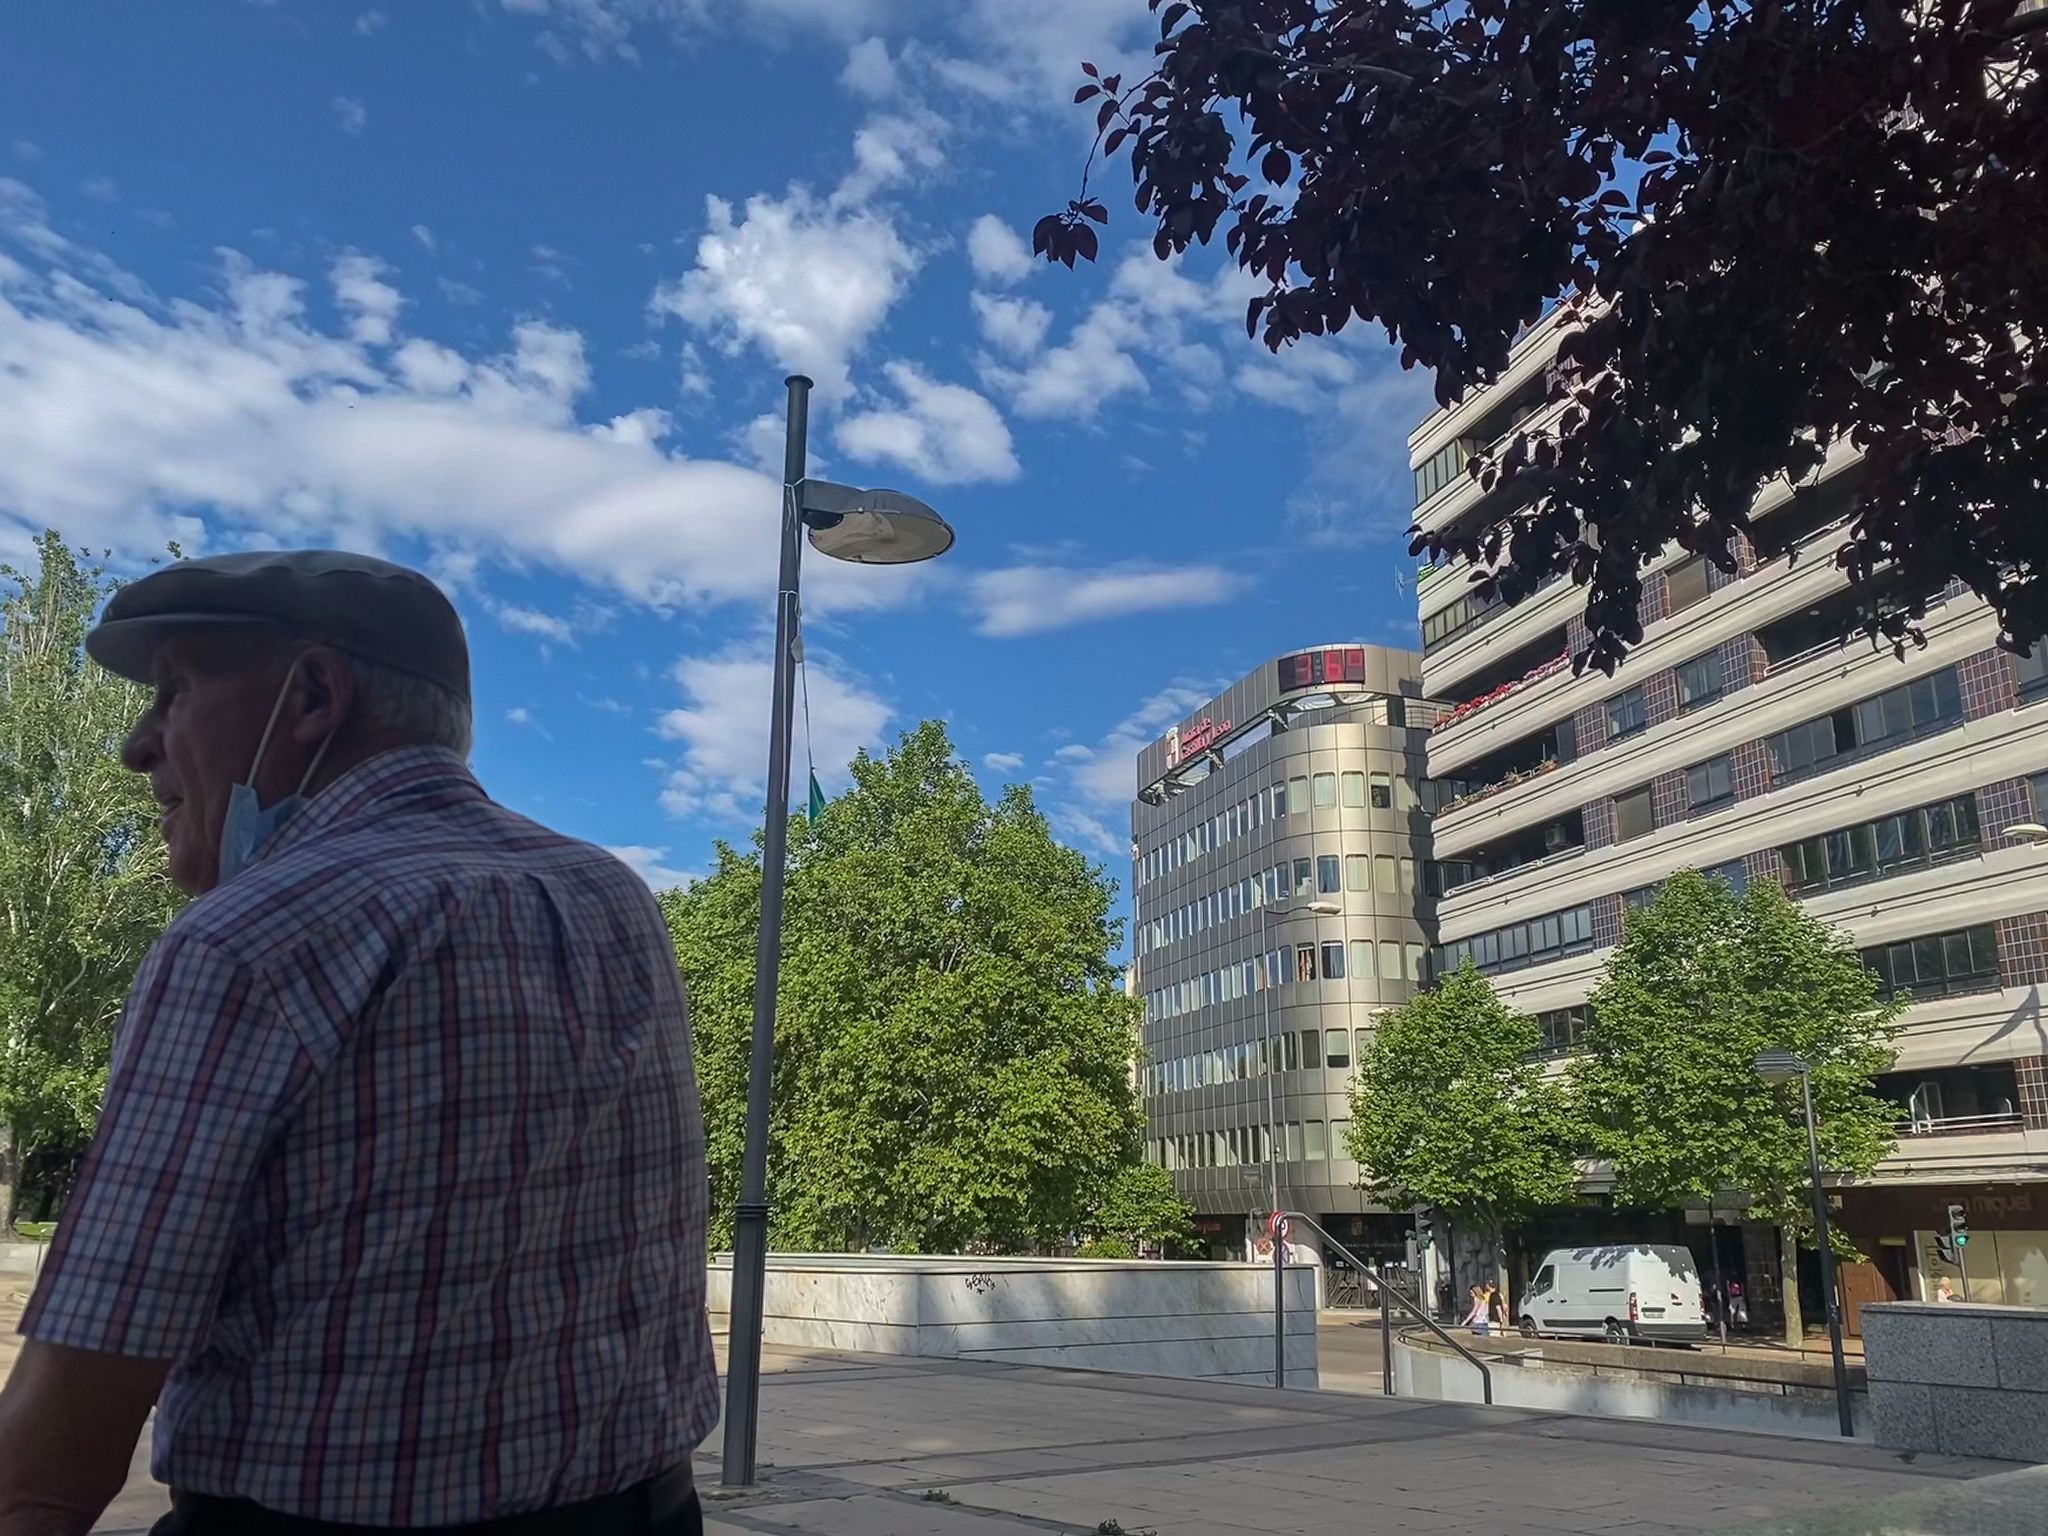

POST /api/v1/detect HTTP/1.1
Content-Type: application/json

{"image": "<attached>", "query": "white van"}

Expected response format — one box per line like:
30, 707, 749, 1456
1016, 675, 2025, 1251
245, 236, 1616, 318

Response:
1518, 1244, 1707, 1345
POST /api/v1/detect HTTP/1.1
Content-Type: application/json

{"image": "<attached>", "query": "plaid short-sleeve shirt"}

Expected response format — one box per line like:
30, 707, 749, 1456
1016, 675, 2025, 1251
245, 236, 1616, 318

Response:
21, 748, 720, 1525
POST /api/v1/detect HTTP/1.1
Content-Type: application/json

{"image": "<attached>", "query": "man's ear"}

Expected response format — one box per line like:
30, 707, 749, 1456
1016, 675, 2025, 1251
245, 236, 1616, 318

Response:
289, 646, 357, 746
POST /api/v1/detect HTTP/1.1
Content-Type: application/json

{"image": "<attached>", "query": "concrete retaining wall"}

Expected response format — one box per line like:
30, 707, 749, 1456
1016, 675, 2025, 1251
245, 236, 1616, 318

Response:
707, 1255, 1318, 1387
1392, 1330, 1868, 1440
1864, 1302, 2048, 1462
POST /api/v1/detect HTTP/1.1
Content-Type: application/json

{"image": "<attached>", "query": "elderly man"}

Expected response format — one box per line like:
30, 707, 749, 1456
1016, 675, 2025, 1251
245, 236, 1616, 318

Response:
0, 551, 717, 1536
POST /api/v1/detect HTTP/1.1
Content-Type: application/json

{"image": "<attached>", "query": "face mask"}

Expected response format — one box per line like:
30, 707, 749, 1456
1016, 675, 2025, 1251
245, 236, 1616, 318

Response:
217, 659, 337, 886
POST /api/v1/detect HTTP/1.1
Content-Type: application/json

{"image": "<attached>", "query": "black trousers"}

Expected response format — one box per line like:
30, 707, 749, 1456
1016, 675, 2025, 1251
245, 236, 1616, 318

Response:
150, 1466, 701, 1536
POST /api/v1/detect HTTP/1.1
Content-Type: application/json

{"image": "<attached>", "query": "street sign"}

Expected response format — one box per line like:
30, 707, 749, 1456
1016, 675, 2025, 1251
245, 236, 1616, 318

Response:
1268, 1211, 1290, 1243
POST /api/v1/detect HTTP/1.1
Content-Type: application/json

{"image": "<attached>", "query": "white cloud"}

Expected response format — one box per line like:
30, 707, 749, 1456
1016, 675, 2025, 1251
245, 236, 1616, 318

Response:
497, 603, 575, 643
0, 179, 920, 621
966, 215, 1032, 287
411, 223, 436, 253
968, 562, 1246, 637
981, 315, 1146, 421
970, 292, 1051, 357
982, 751, 1025, 773
841, 36, 897, 99
80, 176, 120, 204
605, 844, 699, 891
356, 9, 389, 33
839, 109, 947, 205
9, 140, 41, 164
506, 706, 535, 725
332, 252, 402, 346
651, 188, 917, 398
655, 646, 893, 822
503, 0, 892, 63
332, 96, 368, 135
1044, 681, 1221, 853
438, 277, 484, 306
835, 361, 1018, 485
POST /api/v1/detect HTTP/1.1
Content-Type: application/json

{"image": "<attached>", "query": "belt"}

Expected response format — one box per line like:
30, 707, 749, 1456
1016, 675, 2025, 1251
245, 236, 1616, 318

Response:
168, 1463, 695, 1536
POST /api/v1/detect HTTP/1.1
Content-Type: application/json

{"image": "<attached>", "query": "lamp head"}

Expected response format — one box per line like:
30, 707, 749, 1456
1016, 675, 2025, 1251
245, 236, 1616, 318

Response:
1753, 1049, 1810, 1084
797, 480, 955, 566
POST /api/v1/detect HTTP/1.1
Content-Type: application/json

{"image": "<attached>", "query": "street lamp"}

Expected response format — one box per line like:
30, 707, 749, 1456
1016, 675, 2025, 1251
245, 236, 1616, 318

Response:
1256, 896, 1340, 1388
722, 376, 956, 1488
1753, 1048, 1856, 1439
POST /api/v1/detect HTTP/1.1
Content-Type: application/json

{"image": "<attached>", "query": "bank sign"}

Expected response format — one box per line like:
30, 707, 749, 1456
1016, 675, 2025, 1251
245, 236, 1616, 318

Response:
1164, 715, 1233, 768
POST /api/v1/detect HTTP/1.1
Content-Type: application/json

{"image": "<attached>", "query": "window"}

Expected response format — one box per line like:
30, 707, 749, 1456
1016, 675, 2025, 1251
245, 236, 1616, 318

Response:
1436, 904, 1596, 977
1765, 667, 1964, 783
1355, 1026, 1372, 1062
1305, 1119, 1328, 1160
1318, 855, 1342, 894
1406, 943, 1425, 983
1781, 794, 1981, 895
1413, 435, 1480, 506
1370, 773, 1393, 809
1313, 772, 1338, 809
1676, 650, 1724, 712
1380, 940, 1402, 979
1322, 941, 1346, 980
1272, 783, 1288, 819
1350, 939, 1375, 978
1667, 555, 1711, 614
1687, 755, 1734, 811
1281, 1032, 1299, 1072
1295, 944, 1317, 983
1396, 777, 1420, 814
1375, 855, 1397, 893
1330, 1119, 1351, 1158
1865, 924, 2000, 1000
1345, 854, 1370, 892
1607, 686, 1647, 740
1399, 858, 1417, 895
1288, 776, 1310, 814
1293, 858, 1313, 897
2019, 646, 2048, 701
1623, 883, 1658, 913
1614, 784, 1655, 841
1326, 1029, 1350, 1068
1299, 1028, 1319, 1066
1284, 1121, 1303, 1161
1534, 1005, 1592, 1057
1341, 771, 1366, 807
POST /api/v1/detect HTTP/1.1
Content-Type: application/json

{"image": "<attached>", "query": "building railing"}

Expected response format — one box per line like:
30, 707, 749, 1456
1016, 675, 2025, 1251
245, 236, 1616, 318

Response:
1441, 840, 1587, 900
1437, 650, 1572, 733
1895, 1110, 2025, 1139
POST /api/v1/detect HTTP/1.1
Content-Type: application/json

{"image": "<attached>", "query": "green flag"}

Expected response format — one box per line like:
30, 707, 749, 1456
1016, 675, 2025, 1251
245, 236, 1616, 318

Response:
807, 771, 827, 822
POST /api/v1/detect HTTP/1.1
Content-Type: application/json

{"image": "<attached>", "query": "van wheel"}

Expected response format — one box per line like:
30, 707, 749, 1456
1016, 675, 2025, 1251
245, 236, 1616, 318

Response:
1519, 1316, 1539, 1339
1603, 1319, 1630, 1346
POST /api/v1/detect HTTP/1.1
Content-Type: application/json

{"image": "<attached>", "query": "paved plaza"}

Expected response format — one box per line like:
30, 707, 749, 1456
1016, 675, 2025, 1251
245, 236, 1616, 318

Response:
3, 1284, 2038, 1536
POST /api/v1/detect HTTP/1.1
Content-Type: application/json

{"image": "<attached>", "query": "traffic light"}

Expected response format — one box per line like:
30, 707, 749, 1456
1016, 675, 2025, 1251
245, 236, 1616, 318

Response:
1947, 1201, 1970, 1249
1936, 1233, 1958, 1267
1415, 1212, 1435, 1251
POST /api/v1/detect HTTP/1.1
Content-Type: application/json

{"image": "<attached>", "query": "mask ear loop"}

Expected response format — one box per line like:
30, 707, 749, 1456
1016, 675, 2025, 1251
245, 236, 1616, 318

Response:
245, 656, 338, 796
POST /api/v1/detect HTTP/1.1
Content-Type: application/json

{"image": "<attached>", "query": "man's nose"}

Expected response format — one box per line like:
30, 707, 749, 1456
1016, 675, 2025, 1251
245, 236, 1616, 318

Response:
121, 712, 161, 774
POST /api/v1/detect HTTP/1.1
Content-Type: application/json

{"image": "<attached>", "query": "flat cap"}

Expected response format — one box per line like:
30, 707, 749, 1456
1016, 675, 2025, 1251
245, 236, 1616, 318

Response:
86, 549, 470, 702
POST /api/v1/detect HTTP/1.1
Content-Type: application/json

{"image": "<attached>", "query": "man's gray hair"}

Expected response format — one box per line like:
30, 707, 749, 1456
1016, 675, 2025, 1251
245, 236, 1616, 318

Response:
351, 655, 473, 757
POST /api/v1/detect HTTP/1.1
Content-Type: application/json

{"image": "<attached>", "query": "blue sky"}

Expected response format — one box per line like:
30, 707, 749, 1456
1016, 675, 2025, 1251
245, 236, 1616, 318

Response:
0, 0, 1430, 938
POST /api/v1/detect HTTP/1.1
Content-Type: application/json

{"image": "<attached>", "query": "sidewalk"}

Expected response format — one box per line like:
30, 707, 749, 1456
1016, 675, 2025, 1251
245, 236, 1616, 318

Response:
5, 1282, 2032, 1536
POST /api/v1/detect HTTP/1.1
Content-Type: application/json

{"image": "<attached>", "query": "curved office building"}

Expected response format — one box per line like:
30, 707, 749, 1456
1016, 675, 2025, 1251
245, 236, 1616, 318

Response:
1129, 646, 1441, 1268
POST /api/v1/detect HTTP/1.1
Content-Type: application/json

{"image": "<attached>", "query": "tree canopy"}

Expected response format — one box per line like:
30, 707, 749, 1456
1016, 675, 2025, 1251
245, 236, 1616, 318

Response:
0, 533, 183, 1224
1575, 871, 1901, 1337
1344, 961, 1579, 1240
1038, 1, 2048, 670
660, 719, 1145, 1255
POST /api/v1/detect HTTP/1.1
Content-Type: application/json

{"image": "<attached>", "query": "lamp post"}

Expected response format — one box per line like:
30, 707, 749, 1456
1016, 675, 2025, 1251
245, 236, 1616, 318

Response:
722, 376, 956, 1488
1754, 1049, 1856, 1439
1255, 896, 1340, 1388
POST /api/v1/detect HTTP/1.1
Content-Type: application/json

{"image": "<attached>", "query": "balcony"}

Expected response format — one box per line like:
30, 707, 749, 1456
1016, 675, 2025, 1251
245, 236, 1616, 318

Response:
1880, 1062, 2024, 1138
1896, 1110, 2025, 1139
1437, 646, 1570, 725
1441, 812, 1587, 897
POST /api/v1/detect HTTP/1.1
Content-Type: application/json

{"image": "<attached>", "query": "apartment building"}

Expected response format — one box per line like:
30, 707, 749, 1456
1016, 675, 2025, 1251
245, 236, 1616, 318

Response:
1410, 309, 2048, 1321
1128, 647, 1440, 1270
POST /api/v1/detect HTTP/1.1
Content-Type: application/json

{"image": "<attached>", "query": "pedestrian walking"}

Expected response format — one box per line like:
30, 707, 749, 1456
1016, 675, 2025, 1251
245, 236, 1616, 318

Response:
0, 551, 717, 1536
1488, 1283, 1510, 1333
1463, 1285, 1491, 1336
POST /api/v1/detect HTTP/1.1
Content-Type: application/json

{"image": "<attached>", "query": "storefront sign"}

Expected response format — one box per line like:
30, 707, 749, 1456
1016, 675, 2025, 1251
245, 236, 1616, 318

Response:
1164, 716, 1232, 768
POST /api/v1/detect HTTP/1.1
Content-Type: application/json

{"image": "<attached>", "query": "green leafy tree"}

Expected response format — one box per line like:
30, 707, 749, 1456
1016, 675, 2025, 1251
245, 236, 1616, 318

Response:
1346, 963, 1579, 1291
660, 719, 1142, 1255
1084, 1162, 1198, 1257
1576, 872, 1902, 1344
0, 533, 183, 1227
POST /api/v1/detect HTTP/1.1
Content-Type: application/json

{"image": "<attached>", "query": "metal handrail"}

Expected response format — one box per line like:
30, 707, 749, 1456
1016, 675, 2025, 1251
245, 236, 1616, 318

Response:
1280, 1211, 1494, 1406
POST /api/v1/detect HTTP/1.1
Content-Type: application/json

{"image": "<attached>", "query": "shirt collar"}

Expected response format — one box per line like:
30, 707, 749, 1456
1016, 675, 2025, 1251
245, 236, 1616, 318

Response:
259, 746, 483, 865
